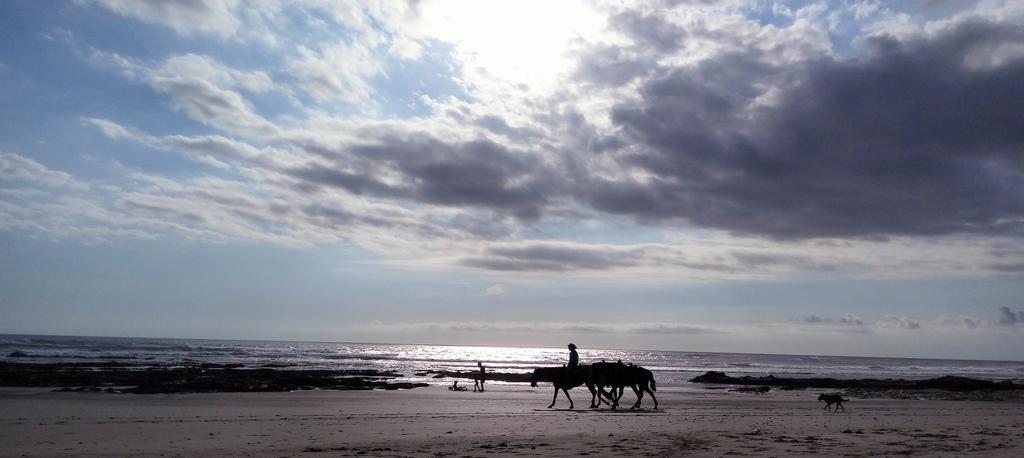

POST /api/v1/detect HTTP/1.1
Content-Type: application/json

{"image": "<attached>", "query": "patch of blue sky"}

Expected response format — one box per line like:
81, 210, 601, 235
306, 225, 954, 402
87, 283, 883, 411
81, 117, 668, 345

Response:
737, 0, 802, 28
735, 1, 861, 58
0, 4, 304, 182
374, 39, 470, 119
0, 62, 182, 183
278, 4, 347, 49
0, 5, 185, 171
713, 273, 1024, 321
0, 233, 507, 332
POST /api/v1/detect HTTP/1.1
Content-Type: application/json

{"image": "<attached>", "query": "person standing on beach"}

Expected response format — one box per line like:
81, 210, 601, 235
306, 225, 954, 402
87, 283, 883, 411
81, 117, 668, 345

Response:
567, 343, 579, 368
474, 361, 486, 392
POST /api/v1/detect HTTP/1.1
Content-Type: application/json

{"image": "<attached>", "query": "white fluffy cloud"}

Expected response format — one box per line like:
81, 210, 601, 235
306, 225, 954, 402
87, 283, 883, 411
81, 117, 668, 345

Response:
0, 152, 87, 190
288, 42, 382, 106
87, 0, 243, 38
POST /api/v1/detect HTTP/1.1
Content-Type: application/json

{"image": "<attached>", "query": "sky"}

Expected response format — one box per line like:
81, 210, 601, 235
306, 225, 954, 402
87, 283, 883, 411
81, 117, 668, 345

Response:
1, 0, 1023, 360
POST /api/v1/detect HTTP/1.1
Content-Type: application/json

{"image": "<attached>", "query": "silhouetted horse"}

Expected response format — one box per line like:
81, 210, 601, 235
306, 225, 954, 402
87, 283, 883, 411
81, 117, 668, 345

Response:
590, 361, 658, 409
530, 365, 599, 409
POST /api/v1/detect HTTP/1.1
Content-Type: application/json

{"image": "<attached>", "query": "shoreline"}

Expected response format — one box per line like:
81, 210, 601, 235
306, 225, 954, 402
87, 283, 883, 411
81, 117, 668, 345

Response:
4, 362, 1024, 402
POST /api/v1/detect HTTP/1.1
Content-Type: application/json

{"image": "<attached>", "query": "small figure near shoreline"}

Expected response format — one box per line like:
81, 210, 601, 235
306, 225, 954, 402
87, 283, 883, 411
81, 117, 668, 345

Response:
474, 361, 486, 392
449, 380, 467, 391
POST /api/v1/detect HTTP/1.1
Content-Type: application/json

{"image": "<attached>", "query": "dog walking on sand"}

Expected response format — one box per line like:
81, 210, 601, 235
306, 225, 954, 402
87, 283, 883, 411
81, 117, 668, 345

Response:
818, 393, 848, 412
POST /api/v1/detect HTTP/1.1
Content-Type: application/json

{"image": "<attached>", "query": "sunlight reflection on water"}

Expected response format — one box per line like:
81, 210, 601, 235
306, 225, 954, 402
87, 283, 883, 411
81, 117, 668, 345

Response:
3, 335, 1023, 387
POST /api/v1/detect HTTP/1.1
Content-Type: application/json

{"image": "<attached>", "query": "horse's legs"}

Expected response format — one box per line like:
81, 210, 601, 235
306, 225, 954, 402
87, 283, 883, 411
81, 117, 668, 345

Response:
596, 386, 612, 406
588, 384, 598, 408
645, 387, 658, 409
548, 387, 558, 408
631, 385, 643, 409
838, 402, 845, 412
563, 388, 574, 409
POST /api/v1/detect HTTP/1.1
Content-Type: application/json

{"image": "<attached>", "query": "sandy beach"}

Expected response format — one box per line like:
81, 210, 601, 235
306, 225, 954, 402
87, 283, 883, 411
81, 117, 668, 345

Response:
2, 385, 1022, 457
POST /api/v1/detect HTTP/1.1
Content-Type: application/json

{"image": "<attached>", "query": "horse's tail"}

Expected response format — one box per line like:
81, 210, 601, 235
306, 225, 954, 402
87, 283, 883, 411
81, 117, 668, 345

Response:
648, 370, 657, 392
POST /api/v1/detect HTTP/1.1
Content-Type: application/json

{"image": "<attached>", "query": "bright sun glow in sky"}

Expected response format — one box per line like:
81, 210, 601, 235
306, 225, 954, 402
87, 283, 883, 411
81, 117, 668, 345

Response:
419, 0, 606, 90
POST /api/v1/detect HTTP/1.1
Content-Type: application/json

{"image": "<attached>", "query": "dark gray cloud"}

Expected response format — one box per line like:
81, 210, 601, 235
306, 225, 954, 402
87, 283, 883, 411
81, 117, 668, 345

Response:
802, 314, 827, 324
609, 10, 688, 53
474, 115, 542, 141
583, 18, 1024, 239
731, 251, 839, 271
574, 44, 655, 87
573, 10, 684, 87
289, 165, 404, 198
989, 262, 1024, 272
837, 314, 864, 326
461, 244, 645, 272
289, 136, 555, 220
996, 306, 1022, 326
800, 313, 865, 326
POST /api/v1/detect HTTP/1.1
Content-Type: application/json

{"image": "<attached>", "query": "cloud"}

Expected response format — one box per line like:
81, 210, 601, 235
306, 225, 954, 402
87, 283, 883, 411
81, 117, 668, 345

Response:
87, 0, 242, 38
0, 152, 87, 190
574, 44, 655, 88
288, 41, 382, 106
289, 135, 553, 220
147, 55, 279, 137
484, 284, 505, 296
157, 54, 273, 94
838, 314, 864, 326
83, 117, 137, 140
990, 262, 1024, 272
91, 52, 279, 137
368, 321, 718, 335
878, 315, 922, 330
11, 1, 1024, 287
996, 306, 1022, 325
456, 239, 871, 275
939, 315, 984, 329
83, 118, 288, 169
798, 313, 865, 327
461, 243, 647, 272
585, 17, 1024, 239
608, 9, 688, 53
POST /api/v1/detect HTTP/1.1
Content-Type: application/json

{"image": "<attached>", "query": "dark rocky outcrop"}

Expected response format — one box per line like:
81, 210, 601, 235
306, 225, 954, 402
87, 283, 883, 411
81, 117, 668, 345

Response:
0, 362, 427, 393
414, 369, 533, 383
689, 371, 1024, 392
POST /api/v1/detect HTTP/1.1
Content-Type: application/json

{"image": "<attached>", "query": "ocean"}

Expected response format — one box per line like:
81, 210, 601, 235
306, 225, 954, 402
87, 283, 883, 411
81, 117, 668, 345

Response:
3, 334, 1022, 388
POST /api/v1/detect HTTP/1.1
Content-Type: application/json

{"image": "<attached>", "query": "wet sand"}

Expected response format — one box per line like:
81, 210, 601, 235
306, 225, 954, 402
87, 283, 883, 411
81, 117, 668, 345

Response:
2, 385, 1022, 456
